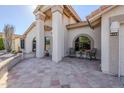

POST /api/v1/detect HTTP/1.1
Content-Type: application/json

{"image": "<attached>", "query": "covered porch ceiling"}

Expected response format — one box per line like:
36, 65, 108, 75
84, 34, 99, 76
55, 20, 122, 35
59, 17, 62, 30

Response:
33, 5, 81, 22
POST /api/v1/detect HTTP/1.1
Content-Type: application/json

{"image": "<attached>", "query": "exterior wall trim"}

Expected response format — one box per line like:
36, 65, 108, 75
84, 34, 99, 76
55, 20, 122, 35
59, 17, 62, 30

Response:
66, 21, 88, 30
72, 33, 94, 49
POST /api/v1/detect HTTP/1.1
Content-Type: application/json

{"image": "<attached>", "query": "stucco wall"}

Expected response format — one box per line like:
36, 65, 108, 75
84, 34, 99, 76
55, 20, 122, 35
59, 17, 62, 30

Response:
14, 38, 21, 52
12, 38, 21, 52
63, 14, 69, 56
45, 18, 52, 27
119, 23, 124, 76
109, 35, 119, 75
68, 25, 101, 59
25, 26, 37, 53
0, 33, 21, 52
69, 16, 77, 24
25, 26, 53, 54
101, 6, 124, 75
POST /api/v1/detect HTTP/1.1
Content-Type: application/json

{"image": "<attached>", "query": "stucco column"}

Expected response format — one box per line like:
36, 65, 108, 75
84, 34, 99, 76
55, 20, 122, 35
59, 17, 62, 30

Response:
101, 16, 110, 74
51, 6, 64, 62
35, 12, 45, 58
110, 21, 119, 76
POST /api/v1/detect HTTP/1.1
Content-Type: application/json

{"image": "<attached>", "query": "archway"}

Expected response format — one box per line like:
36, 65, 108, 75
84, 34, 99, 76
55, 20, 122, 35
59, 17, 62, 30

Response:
73, 34, 94, 52
45, 36, 52, 56
45, 36, 51, 51
32, 37, 36, 52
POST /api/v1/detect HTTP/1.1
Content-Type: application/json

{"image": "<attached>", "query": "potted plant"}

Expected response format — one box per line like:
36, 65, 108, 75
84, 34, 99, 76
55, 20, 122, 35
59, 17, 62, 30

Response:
45, 50, 49, 57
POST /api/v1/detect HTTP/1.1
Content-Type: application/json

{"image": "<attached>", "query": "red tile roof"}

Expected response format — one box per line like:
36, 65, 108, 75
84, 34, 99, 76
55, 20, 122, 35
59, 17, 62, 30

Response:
86, 5, 113, 19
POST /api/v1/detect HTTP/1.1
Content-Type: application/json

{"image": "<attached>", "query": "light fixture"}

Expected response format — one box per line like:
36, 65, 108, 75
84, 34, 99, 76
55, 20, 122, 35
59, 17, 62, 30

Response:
110, 21, 120, 36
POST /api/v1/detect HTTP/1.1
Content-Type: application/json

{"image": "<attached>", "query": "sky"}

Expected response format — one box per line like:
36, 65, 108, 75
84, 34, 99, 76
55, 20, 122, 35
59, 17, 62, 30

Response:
0, 5, 101, 35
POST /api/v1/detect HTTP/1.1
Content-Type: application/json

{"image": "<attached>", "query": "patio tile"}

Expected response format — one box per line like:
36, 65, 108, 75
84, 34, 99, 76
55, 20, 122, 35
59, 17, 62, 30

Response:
0, 57, 123, 88
61, 84, 70, 88
41, 75, 51, 88
51, 80, 60, 86
70, 82, 81, 88
37, 69, 45, 73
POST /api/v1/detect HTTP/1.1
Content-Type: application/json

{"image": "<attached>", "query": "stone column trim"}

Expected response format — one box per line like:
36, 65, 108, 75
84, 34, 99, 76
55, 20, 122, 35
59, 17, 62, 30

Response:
51, 5, 64, 14
35, 11, 46, 20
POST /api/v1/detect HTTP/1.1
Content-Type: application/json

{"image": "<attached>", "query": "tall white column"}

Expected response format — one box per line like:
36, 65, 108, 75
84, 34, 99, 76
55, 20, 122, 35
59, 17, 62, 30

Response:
101, 16, 110, 74
35, 12, 45, 58
51, 6, 64, 62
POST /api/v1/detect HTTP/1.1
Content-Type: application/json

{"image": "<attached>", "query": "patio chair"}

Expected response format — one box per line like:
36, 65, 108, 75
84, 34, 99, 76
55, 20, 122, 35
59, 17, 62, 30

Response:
44, 50, 49, 57
76, 50, 85, 58
86, 48, 97, 60
68, 48, 76, 58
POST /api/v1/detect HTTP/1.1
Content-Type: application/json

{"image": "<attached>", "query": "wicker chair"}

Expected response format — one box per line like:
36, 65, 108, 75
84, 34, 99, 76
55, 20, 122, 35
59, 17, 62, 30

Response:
68, 48, 76, 58
86, 48, 97, 60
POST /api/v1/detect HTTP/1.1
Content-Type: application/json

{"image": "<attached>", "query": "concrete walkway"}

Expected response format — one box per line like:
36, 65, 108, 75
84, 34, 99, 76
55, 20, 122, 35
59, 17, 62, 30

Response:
0, 57, 123, 88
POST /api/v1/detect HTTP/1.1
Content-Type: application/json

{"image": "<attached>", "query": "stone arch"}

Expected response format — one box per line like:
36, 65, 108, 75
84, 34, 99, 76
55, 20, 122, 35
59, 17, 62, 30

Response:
32, 37, 36, 52
44, 36, 52, 55
72, 34, 94, 51
45, 36, 51, 50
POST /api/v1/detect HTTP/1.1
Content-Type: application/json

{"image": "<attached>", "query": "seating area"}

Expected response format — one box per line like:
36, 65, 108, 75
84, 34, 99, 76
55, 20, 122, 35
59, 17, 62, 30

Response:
68, 48, 97, 60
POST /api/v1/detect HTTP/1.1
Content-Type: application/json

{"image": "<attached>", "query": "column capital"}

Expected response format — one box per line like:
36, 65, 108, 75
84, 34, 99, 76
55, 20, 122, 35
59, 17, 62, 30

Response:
51, 5, 64, 14
35, 11, 46, 20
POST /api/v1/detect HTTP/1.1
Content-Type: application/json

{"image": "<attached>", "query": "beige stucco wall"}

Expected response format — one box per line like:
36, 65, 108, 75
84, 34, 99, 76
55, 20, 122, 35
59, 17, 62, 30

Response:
45, 18, 52, 27
109, 35, 119, 75
25, 6, 102, 61
69, 16, 77, 24
25, 26, 53, 54
13, 38, 21, 52
63, 14, 69, 56
101, 6, 124, 75
0, 33, 21, 52
68, 25, 101, 59
119, 23, 124, 76
25, 26, 37, 53
24, 8, 78, 55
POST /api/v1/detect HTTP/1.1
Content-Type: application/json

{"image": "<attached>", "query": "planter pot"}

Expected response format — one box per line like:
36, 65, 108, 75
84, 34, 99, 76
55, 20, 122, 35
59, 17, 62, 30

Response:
76, 52, 80, 58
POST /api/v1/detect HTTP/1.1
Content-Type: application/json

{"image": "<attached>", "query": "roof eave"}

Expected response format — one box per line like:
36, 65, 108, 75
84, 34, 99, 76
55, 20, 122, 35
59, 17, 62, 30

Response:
23, 21, 36, 37
66, 21, 88, 30
33, 5, 81, 22
66, 5, 81, 22
33, 5, 44, 14
87, 6, 117, 23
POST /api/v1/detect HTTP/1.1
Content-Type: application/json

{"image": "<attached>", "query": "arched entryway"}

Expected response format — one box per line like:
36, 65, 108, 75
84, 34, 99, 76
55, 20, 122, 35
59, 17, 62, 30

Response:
73, 34, 94, 52
32, 37, 36, 52
45, 36, 51, 51
45, 36, 52, 56
32, 36, 52, 54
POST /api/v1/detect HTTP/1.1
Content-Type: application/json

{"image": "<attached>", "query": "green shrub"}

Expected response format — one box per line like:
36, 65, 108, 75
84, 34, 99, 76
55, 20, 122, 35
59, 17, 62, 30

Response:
0, 38, 5, 50
11, 50, 17, 54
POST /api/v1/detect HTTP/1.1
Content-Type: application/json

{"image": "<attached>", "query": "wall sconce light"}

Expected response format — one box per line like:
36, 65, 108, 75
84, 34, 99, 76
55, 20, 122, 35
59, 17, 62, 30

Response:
110, 21, 120, 36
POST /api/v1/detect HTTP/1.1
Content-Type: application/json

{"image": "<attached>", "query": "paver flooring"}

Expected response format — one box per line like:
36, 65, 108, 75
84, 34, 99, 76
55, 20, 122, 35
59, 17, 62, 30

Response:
0, 57, 123, 88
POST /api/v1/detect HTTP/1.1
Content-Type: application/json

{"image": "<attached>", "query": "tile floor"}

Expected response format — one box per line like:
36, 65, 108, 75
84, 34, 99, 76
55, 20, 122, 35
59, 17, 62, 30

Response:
0, 57, 123, 88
